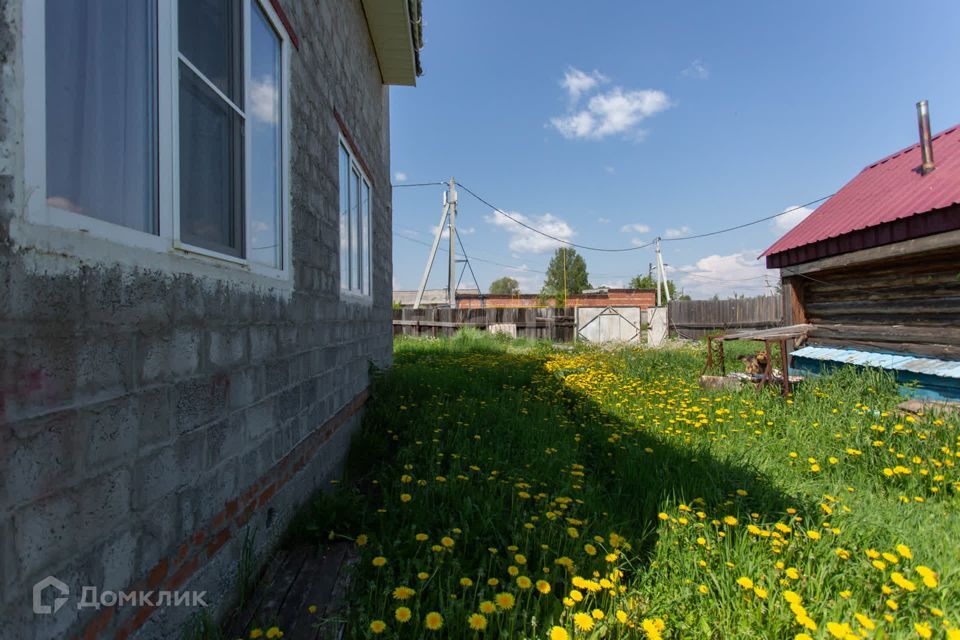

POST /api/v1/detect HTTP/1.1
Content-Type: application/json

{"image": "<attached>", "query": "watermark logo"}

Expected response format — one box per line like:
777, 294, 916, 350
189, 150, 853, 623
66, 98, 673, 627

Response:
33, 576, 69, 614
32, 576, 207, 614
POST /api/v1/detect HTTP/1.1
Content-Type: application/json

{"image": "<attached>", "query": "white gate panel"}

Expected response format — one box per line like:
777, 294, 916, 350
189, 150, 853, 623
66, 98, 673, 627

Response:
576, 306, 642, 343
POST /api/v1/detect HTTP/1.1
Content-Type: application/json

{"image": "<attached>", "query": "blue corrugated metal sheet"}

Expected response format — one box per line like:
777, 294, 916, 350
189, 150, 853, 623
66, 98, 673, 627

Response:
791, 346, 960, 379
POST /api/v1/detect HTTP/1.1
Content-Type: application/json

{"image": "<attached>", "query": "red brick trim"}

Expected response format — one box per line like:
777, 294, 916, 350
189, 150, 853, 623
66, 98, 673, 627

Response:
82, 387, 371, 640
334, 109, 376, 187
268, 0, 300, 50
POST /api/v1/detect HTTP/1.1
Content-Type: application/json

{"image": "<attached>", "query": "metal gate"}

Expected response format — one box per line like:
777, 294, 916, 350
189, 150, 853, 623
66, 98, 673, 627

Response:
576, 306, 642, 343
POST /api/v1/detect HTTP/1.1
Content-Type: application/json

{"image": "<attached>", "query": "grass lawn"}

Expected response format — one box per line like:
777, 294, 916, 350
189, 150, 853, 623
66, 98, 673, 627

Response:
276, 331, 960, 639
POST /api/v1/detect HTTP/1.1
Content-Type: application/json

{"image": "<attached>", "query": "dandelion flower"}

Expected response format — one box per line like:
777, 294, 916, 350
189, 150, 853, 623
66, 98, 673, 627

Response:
395, 607, 412, 623
372, 556, 387, 568
479, 600, 496, 614
549, 627, 569, 640
494, 592, 515, 610
573, 612, 595, 632
736, 576, 754, 590
369, 620, 386, 634
441, 536, 455, 548
355, 534, 368, 546
468, 613, 487, 631
536, 580, 551, 594
424, 611, 443, 631
392, 586, 415, 600
516, 576, 532, 589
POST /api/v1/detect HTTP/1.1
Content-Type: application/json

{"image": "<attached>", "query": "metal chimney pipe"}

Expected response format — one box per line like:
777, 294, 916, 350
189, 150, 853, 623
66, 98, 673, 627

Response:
917, 100, 935, 174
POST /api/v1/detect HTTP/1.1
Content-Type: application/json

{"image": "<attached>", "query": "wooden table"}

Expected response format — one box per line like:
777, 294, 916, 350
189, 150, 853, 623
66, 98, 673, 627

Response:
702, 324, 814, 396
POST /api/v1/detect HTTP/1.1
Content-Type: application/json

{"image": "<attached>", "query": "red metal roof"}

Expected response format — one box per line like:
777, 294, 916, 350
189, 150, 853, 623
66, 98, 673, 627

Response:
762, 125, 960, 259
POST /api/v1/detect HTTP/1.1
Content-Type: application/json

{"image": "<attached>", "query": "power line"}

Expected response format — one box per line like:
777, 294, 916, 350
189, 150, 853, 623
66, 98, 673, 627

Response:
660, 196, 834, 242
392, 181, 447, 188
398, 178, 834, 250
457, 182, 656, 253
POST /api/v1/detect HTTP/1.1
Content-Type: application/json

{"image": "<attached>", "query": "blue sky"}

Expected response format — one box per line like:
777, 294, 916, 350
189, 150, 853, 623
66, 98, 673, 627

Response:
389, 1, 960, 298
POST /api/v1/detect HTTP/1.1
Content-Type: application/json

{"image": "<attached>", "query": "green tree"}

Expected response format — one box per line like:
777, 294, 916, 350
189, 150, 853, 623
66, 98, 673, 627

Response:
629, 273, 690, 301
542, 247, 590, 305
489, 276, 520, 296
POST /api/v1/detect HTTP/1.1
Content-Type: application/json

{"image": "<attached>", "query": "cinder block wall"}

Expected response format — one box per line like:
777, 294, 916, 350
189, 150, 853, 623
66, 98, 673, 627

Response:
0, 1, 393, 638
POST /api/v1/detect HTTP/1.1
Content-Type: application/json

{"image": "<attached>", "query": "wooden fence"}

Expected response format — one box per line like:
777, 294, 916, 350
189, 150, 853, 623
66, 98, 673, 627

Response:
668, 295, 782, 338
393, 307, 576, 342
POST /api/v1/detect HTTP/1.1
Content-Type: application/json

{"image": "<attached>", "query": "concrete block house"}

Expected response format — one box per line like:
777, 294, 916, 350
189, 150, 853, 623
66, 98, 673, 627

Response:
0, 0, 421, 637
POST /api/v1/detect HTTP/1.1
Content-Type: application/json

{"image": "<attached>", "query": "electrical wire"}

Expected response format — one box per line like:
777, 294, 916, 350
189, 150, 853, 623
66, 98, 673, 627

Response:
457, 182, 656, 252
660, 196, 834, 242
392, 181, 447, 188
394, 232, 547, 274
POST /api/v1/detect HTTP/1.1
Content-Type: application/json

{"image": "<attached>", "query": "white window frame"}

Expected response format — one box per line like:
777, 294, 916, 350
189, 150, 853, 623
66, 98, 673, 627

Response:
20, 0, 292, 283
338, 134, 373, 301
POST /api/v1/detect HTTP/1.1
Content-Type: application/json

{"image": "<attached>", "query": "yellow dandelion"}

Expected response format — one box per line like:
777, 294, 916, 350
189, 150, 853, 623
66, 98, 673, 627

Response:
549, 627, 570, 640
573, 612, 595, 632
372, 556, 387, 567
369, 620, 386, 634
536, 579, 551, 594
494, 592, 515, 610
468, 613, 487, 631
479, 600, 496, 614
395, 607, 412, 623
424, 611, 443, 631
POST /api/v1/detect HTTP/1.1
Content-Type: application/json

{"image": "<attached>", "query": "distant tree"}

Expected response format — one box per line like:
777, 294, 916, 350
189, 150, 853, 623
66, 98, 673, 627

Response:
542, 247, 590, 305
629, 273, 690, 301
489, 276, 520, 296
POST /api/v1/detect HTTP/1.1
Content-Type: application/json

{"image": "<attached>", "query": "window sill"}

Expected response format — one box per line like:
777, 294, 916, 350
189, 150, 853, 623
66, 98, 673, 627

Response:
340, 290, 374, 305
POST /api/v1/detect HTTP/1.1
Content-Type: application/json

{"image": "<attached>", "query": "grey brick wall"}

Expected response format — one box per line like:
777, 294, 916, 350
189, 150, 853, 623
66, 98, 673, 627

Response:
0, 1, 395, 637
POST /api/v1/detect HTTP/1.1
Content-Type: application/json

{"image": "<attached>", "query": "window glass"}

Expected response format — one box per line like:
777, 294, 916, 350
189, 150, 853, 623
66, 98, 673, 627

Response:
178, 64, 245, 255
45, 0, 158, 233
339, 144, 351, 290
361, 180, 371, 294
178, 0, 244, 256
178, 0, 243, 103
350, 168, 361, 292
248, 1, 282, 268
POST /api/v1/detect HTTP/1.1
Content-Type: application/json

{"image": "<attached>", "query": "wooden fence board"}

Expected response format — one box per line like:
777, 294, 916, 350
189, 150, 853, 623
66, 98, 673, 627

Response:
393, 307, 575, 342
668, 295, 782, 338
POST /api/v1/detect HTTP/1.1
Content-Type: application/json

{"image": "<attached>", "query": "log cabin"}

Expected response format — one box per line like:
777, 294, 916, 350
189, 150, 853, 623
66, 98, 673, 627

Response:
762, 102, 960, 401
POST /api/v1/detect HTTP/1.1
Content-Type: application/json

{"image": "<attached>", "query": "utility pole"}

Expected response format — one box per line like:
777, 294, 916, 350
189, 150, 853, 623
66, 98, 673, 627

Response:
655, 237, 671, 306
413, 179, 458, 309
447, 177, 458, 307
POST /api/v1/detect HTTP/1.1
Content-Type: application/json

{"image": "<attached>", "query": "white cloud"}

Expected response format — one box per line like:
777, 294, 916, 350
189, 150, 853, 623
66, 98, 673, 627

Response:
485, 210, 574, 253
561, 67, 608, 103
621, 223, 651, 233
394, 171, 408, 183
604, 166, 617, 175
665, 226, 691, 239
772, 205, 814, 233
597, 217, 611, 224
630, 237, 651, 247
250, 77, 278, 124
550, 86, 672, 141
674, 250, 774, 299
681, 59, 709, 80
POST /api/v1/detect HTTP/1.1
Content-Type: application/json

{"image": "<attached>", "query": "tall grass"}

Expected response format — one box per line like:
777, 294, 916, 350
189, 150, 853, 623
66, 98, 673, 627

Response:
271, 333, 959, 639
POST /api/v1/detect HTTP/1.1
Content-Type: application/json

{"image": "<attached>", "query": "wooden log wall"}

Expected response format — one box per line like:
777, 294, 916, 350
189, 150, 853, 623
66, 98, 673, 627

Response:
668, 296, 782, 338
792, 244, 960, 359
392, 307, 577, 342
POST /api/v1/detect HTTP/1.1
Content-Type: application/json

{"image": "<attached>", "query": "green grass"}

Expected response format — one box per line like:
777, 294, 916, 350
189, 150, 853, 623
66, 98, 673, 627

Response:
268, 332, 960, 639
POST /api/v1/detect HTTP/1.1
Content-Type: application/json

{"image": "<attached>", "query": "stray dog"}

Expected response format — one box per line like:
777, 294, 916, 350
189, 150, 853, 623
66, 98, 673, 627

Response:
737, 351, 769, 375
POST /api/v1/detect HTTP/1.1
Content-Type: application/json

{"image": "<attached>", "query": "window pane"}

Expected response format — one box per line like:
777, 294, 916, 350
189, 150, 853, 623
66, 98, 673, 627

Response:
178, 0, 243, 103
339, 145, 350, 290
45, 0, 158, 234
350, 169, 360, 291
249, 1, 282, 268
179, 62, 244, 256
361, 181, 371, 295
